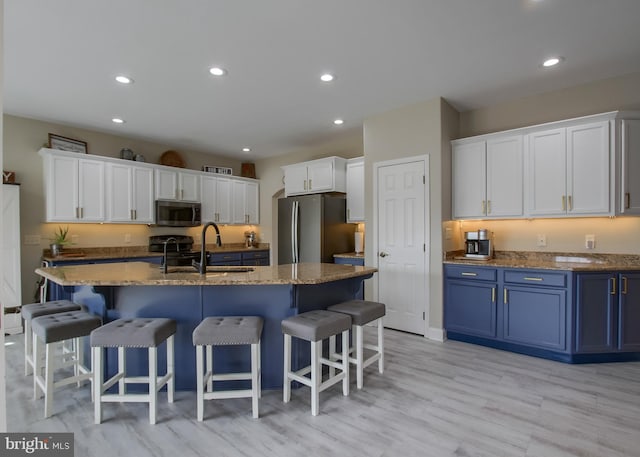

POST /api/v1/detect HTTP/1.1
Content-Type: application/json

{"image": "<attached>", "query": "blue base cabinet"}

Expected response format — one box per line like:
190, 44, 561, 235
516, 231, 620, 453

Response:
334, 256, 364, 299
445, 264, 640, 363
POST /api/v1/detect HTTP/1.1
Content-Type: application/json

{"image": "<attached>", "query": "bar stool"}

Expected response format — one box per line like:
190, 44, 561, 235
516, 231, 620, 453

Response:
21, 300, 83, 376
31, 310, 102, 418
90, 318, 176, 425
192, 316, 263, 420
281, 310, 351, 416
328, 300, 386, 389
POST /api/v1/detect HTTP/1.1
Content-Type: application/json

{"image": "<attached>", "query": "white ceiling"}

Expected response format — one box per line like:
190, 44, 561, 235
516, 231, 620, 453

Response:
5, 0, 640, 159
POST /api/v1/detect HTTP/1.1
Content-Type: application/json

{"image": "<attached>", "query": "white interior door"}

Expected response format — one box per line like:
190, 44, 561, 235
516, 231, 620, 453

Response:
375, 157, 428, 335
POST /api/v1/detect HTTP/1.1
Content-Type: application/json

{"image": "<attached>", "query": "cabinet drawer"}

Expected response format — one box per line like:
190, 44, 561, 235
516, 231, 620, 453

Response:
504, 270, 567, 287
208, 252, 242, 263
241, 250, 269, 260
445, 265, 496, 281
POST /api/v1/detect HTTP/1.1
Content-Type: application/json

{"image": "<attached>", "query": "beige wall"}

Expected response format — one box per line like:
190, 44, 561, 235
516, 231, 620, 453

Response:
3, 114, 251, 304
456, 71, 640, 255
363, 97, 452, 338
253, 129, 363, 263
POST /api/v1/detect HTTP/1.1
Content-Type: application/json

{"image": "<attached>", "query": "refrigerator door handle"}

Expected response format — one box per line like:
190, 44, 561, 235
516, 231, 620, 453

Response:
294, 200, 300, 263
291, 200, 299, 263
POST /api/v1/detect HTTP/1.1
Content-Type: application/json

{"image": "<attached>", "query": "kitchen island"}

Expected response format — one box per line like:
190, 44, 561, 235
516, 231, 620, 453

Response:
36, 262, 376, 390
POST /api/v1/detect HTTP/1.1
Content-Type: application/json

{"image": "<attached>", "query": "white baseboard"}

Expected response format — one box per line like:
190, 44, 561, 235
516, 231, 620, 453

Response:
425, 327, 445, 342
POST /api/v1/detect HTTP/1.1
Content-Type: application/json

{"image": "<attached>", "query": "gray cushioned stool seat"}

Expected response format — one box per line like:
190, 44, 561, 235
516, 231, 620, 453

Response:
21, 300, 82, 320
193, 316, 263, 346
281, 310, 351, 342
31, 311, 102, 344
327, 300, 386, 326
91, 318, 176, 348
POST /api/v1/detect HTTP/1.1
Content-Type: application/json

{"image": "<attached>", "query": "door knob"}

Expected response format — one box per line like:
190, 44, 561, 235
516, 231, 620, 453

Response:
379, 252, 389, 257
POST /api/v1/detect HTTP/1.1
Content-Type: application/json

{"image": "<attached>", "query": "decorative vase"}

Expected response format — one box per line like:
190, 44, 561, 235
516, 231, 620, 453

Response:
50, 243, 63, 257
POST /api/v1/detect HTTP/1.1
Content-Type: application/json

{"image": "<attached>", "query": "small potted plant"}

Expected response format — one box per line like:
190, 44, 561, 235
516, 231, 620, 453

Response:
50, 226, 70, 256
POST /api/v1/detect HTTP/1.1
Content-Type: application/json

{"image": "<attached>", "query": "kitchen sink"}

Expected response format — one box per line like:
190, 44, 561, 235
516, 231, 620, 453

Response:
161, 265, 255, 274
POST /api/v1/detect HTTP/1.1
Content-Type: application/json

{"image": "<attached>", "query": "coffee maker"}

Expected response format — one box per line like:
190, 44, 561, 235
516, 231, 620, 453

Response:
464, 229, 493, 260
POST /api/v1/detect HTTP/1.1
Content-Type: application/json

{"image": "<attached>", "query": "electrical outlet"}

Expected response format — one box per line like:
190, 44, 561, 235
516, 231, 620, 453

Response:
124, 233, 131, 243
445, 228, 452, 240
536, 234, 547, 247
585, 234, 596, 249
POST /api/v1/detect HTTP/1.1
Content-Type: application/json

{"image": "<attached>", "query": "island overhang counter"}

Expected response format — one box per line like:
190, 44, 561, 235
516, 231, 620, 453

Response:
36, 262, 377, 390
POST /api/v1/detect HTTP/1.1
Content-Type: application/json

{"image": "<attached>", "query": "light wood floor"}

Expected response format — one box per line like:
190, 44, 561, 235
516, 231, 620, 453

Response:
5, 329, 640, 457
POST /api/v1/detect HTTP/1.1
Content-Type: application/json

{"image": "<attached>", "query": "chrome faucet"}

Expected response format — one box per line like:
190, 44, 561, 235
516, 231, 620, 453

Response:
192, 222, 222, 274
162, 237, 178, 274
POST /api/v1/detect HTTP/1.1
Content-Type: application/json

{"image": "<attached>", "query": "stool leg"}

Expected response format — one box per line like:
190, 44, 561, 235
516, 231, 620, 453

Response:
93, 346, 103, 424
206, 345, 213, 393
149, 346, 158, 425
378, 318, 385, 374
311, 340, 321, 416
75, 336, 83, 388
44, 342, 55, 418
167, 335, 175, 403
356, 324, 364, 389
251, 342, 259, 419
118, 347, 126, 395
24, 320, 32, 376
33, 333, 41, 400
342, 330, 350, 397
196, 345, 204, 421
283, 334, 291, 403
257, 341, 262, 399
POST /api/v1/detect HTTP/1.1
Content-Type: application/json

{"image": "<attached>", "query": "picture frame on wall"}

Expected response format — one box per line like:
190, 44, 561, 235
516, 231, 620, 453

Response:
48, 133, 88, 154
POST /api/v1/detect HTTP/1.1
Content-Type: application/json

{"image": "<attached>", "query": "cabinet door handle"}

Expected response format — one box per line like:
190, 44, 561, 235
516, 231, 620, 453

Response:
523, 277, 543, 282
503, 288, 508, 304
130, 209, 134, 220
80, 207, 84, 218
481, 200, 486, 214
561, 195, 566, 211
622, 276, 628, 295
181, 189, 184, 200
625, 192, 631, 209
568, 195, 573, 211
487, 200, 491, 214
304, 180, 307, 191
309, 179, 312, 189
610, 277, 617, 295
461, 272, 477, 277
76, 207, 79, 219
491, 287, 496, 303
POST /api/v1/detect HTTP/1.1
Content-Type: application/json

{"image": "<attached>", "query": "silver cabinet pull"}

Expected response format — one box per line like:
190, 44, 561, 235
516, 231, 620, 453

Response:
309, 179, 312, 190
622, 276, 628, 295
461, 272, 477, 277
491, 287, 496, 303
561, 195, 566, 211
504, 288, 508, 304
523, 277, 543, 282
568, 195, 573, 211
625, 192, 631, 209
610, 277, 617, 295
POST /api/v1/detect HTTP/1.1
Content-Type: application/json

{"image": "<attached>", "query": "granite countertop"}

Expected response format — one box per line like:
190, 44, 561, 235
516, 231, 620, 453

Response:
444, 251, 640, 271
333, 252, 364, 259
42, 243, 270, 262
35, 262, 377, 286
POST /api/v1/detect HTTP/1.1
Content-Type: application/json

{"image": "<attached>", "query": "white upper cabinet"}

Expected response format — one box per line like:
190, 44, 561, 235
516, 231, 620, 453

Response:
619, 119, 640, 214
452, 135, 523, 219
282, 156, 347, 197
201, 175, 232, 224
106, 163, 154, 223
155, 168, 200, 202
452, 111, 640, 220
527, 121, 610, 217
231, 179, 259, 225
43, 152, 105, 222
346, 157, 365, 222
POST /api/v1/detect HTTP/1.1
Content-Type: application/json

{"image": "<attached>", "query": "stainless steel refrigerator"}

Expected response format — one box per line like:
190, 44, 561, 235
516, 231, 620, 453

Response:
278, 194, 355, 264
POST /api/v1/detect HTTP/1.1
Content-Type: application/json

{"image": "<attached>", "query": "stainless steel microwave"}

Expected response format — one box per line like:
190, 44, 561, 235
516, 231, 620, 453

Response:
155, 200, 201, 227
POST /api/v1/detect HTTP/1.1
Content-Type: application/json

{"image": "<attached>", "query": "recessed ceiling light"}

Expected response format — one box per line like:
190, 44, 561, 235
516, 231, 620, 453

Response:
209, 67, 227, 76
115, 75, 133, 84
320, 73, 335, 82
112, 118, 125, 124
242, 147, 251, 152
333, 119, 344, 125
542, 57, 563, 67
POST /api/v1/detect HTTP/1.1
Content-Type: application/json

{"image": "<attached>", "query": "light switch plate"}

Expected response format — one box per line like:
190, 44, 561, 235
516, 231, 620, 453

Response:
585, 234, 595, 249
24, 234, 41, 245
